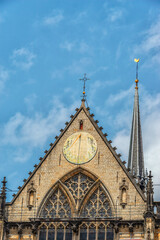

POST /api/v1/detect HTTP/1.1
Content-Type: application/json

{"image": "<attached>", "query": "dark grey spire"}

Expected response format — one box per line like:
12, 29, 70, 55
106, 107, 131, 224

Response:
128, 59, 145, 179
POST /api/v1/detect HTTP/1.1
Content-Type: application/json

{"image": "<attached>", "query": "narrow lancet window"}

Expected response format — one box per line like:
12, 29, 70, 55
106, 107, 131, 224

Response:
80, 120, 83, 130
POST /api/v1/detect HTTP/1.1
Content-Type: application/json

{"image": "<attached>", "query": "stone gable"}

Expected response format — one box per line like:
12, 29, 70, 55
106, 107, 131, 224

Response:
6, 102, 146, 223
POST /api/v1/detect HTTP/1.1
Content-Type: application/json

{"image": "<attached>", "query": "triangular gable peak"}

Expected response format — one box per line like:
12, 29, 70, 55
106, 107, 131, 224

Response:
8, 100, 145, 205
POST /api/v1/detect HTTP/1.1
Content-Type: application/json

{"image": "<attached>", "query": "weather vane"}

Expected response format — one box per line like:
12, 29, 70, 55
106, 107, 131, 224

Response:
79, 73, 90, 101
134, 58, 139, 89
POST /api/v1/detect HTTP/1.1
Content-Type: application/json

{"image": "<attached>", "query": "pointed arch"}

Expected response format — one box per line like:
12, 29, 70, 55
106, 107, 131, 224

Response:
80, 182, 114, 218
37, 167, 115, 218
48, 224, 55, 240
38, 223, 47, 240
63, 170, 95, 208
60, 167, 115, 211
60, 167, 98, 182
38, 182, 73, 218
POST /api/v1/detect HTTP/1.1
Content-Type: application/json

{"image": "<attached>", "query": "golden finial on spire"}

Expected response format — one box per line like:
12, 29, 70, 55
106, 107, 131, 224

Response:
134, 58, 139, 89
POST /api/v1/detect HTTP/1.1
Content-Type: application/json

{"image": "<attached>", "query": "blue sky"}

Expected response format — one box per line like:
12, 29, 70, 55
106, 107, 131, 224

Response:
0, 0, 160, 200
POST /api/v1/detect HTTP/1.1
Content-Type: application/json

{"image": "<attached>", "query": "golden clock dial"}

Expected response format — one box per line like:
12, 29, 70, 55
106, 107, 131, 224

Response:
63, 132, 97, 165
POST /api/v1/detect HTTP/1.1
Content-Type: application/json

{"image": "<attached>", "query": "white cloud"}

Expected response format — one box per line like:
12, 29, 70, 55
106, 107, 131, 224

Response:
13, 149, 32, 163
140, 18, 160, 52
8, 171, 18, 180
110, 87, 160, 197
79, 42, 89, 53
71, 11, 87, 24
11, 48, 36, 70
1, 97, 77, 162
60, 41, 75, 51
66, 57, 92, 75
43, 11, 64, 26
106, 85, 133, 106
24, 94, 37, 112
113, 129, 130, 160
0, 66, 9, 93
89, 66, 108, 77
107, 8, 124, 22
52, 69, 64, 79
59, 41, 89, 53
134, 15, 160, 67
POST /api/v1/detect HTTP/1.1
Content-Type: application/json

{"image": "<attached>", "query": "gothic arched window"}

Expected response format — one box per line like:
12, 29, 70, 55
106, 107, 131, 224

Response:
80, 120, 83, 130
79, 223, 88, 240
81, 186, 112, 218
57, 224, 64, 240
98, 223, 105, 240
89, 223, 96, 240
38, 170, 114, 240
40, 188, 71, 218
39, 225, 47, 240
64, 172, 94, 206
48, 225, 55, 240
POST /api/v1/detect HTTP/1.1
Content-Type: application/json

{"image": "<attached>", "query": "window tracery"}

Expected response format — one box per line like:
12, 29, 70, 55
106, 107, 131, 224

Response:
38, 171, 114, 240
40, 188, 71, 218
88, 223, 96, 240
64, 173, 95, 206
81, 186, 112, 218
38, 222, 114, 240
57, 224, 64, 240
79, 223, 88, 240
98, 223, 105, 240
39, 225, 47, 240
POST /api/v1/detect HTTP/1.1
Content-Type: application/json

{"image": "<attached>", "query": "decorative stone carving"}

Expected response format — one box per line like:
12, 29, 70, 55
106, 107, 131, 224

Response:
119, 178, 128, 208
27, 181, 36, 210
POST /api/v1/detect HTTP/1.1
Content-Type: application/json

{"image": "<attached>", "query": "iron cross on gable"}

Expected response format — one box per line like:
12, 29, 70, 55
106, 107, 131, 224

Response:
79, 73, 90, 100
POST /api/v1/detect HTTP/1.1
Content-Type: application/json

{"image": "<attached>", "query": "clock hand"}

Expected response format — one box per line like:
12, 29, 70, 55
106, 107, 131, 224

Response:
68, 134, 81, 150
77, 134, 81, 164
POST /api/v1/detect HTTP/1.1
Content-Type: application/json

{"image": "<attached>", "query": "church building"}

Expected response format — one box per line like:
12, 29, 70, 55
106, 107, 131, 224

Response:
0, 63, 160, 240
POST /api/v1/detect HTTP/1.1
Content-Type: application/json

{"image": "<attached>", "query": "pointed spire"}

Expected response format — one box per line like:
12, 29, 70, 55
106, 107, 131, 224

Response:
128, 59, 145, 179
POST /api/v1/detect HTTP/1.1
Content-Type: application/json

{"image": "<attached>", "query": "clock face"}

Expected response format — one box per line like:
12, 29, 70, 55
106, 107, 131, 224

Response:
63, 132, 97, 165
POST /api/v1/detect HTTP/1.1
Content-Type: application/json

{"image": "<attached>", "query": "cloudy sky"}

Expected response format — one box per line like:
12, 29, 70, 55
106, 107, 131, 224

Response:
0, 0, 160, 201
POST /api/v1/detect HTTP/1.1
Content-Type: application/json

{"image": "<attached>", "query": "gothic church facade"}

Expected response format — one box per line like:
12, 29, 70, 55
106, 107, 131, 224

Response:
0, 78, 160, 240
